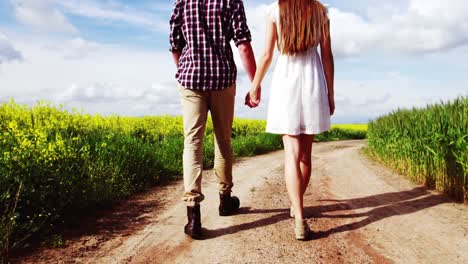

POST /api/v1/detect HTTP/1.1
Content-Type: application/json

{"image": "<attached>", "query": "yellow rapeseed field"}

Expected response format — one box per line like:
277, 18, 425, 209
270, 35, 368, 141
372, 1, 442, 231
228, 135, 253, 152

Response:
0, 100, 366, 253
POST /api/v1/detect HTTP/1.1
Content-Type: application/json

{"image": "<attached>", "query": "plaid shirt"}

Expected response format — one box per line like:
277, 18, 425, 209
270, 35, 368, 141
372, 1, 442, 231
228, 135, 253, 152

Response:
169, 0, 252, 91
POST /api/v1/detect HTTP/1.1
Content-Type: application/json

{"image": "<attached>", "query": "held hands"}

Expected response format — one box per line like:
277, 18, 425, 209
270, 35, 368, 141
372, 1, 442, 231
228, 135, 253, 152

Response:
245, 86, 261, 108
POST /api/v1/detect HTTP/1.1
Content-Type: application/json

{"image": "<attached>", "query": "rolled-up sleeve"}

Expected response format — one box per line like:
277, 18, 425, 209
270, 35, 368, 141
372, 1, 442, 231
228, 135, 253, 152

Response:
231, 0, 252, 46
169, 0, 186, 52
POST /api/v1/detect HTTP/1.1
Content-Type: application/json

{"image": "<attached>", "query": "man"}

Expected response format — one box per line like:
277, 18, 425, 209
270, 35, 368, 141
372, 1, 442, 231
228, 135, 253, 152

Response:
169, 0, 258, 239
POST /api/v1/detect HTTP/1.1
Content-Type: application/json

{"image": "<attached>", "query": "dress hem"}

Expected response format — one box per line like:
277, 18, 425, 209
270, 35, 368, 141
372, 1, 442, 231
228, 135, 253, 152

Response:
266, 126, 331, 136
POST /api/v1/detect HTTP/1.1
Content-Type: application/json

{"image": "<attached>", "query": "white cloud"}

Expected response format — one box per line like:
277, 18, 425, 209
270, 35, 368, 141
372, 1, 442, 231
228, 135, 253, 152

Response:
12, 0, 78, 34
0, 35, 181, 116
11, 0, 169, 36
331, 74, 467, 123
54, 38, 101, 60
330, 0, 468, 57
57, 82, 179, 106
2, 1, 467, 123
0, 33, 23, 64
244, 1, 468, 59
57, 0, 168, 33
329, 8, 378, 57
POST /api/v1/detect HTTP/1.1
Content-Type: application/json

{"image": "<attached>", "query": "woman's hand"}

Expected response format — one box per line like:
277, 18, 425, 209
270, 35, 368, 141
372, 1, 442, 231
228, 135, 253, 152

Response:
244, 15, 276, 109
245, 86, 261, 108
328, 95, 335, 116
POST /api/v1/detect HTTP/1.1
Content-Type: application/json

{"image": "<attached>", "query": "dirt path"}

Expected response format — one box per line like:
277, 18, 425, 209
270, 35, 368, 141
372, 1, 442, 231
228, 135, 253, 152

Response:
16, 140, 468, 264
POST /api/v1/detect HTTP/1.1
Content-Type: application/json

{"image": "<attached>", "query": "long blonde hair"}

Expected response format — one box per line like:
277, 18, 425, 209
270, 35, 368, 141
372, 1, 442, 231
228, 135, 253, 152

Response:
278, 0, 329, 55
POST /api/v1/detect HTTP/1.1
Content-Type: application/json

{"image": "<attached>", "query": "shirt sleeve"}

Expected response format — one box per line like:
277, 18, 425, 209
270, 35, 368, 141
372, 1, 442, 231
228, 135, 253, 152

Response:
169, 0, 186, 52
231, 0, 252, 46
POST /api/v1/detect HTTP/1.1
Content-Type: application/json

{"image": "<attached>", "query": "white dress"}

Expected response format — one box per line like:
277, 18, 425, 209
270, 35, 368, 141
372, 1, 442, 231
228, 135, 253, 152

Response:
266, 2, 331, 135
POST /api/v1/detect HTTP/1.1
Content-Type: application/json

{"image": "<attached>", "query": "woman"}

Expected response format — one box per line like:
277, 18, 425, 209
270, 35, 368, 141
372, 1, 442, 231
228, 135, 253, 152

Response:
246, 0, 335, 240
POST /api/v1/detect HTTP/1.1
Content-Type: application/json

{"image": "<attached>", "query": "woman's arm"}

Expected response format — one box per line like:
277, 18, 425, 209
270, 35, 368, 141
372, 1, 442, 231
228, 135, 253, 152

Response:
246, 16, 277, 108
320, 20, 335, 115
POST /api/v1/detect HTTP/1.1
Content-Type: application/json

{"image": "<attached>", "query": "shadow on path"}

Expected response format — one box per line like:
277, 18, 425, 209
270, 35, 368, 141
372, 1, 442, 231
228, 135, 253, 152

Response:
203, 187, 451, 240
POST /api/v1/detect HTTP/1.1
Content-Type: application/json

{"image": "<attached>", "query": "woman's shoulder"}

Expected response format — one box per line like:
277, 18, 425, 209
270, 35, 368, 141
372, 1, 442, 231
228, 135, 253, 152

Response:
314, 1, 329, 15
267, 1, 279, 21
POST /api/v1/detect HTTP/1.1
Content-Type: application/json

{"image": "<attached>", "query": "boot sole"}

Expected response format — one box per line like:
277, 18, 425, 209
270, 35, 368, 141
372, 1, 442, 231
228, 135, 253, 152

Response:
184, 228, 202, 239
184, 224, 202, 239
219, 208, 236, 216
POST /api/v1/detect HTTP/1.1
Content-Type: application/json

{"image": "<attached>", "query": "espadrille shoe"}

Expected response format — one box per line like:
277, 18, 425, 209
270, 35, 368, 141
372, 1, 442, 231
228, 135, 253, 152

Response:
294, 219, 311, 241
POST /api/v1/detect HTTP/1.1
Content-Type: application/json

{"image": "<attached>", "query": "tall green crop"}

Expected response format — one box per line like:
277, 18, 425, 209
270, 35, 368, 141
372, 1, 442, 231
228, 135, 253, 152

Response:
367, 96, 467, 201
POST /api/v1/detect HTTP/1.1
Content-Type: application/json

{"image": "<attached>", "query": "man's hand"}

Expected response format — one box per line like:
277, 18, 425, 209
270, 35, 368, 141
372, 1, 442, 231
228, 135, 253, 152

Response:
172, 52, 182, 68
328, 95, 335, 116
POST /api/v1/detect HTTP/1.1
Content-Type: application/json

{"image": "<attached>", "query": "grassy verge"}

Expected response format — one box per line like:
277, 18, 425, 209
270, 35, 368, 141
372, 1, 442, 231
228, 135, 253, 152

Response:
316, 125, 367, 142
367, 96, 467, 202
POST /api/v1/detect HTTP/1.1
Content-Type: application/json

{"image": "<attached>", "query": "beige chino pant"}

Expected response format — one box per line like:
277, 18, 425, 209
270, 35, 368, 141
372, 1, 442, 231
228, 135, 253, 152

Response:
178, 84, 236, 205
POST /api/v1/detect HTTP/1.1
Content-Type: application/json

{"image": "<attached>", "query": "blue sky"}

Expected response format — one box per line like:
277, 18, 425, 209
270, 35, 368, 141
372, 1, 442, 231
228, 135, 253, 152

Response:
0, 0, 467, 123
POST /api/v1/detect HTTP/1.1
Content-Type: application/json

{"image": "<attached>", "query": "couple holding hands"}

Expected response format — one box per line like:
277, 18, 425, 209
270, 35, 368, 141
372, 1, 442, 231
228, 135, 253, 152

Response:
170, 0, 334, 240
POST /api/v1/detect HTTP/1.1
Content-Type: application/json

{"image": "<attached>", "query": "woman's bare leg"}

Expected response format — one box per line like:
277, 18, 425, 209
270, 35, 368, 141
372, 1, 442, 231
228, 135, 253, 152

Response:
299, 134, 314, 195
282, 135, 304, 220
289, 134, 314, 218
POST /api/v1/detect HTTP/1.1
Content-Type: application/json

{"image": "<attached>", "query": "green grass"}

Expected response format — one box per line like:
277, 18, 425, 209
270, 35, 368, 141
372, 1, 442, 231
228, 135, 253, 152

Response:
367, 96, 467, 202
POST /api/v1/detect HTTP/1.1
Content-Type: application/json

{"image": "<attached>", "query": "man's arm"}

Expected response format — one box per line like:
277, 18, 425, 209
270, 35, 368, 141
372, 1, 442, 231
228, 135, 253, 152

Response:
238, 42, 257, 82
231, 0, 256, 80
231, 0, 258, 106
172, 52, 182, 67
169, 0, 185, 68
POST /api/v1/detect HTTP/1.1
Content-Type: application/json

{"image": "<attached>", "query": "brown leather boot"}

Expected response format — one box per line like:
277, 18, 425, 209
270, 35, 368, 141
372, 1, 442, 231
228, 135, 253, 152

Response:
219, 193, 240, 216
184, 204, 202, 239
